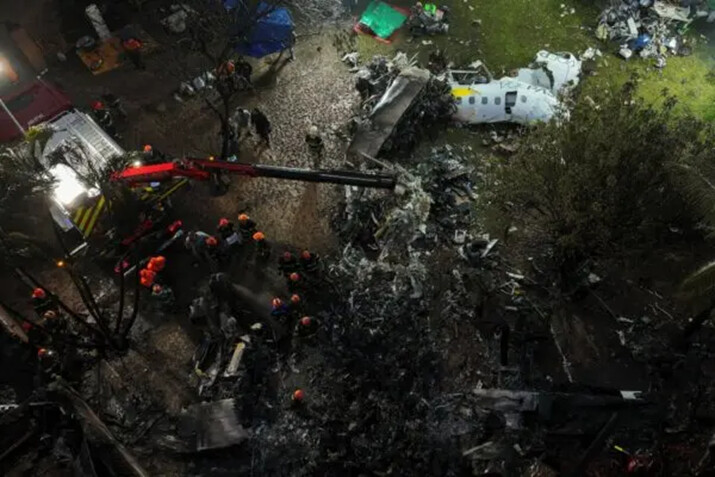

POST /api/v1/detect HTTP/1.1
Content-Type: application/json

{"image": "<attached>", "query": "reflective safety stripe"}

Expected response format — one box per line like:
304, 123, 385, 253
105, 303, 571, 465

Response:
155, 179, 189, 202
83, 196, 106, 236
71, 196, 107, 237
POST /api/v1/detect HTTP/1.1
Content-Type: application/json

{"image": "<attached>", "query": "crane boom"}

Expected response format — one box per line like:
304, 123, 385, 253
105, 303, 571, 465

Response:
113, 157, 396, 190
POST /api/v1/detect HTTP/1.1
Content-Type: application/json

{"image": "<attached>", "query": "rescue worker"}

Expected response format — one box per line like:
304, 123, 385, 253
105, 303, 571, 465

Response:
90, 101, 118, 138
253, 231, 270, 260
101, 93, 127, 119
288, 293, 303, 317
236, 59, 253, 86
271, 297, 289, 320
251, 108, 272, 150
299, 250, 320, 275
287, 272, 304, 292
217, 217, 241, 256
185, 231, 213, 264
297, 315, 318, 338
41, 309, 66, 336
31, 288, 58, 317
305, 125, 325, 167
122, 36, 145, 70
142, 144, 166, 164
278, 251, 298, 276
205, 235, 220, 263
151, 284, 175, 310
237, 213, 257, 242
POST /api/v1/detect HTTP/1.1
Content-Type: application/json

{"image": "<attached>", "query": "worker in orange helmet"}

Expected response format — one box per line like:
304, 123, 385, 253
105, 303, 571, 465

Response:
278, 251, 297, 276
252, 231, 270, 259
206, 235, 219, 248
238, 213, 257, 242
143, 144, 152, 153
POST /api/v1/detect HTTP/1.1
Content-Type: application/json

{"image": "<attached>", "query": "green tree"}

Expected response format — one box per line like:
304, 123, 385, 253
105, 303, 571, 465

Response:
481, 81, 713, 282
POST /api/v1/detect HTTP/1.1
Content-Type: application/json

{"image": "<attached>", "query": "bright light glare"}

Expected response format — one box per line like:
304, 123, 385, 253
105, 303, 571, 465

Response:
132, 160, 143, 167
51, 164, 88, 205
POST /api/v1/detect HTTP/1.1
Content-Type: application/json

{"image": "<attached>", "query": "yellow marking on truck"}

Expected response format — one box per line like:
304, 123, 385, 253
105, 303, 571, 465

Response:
451, 87, 474, 98
83, 196, 106, 236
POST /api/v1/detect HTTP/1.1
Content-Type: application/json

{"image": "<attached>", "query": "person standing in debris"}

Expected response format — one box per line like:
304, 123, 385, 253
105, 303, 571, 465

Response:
299, 250, 320, 275
278, 251, 298, 277
237, 213, 257, 242
185, 231, 216, 265
287, 272, 305, 293
121, 36, 145, 70
288, 294, 303, 317
252, 231, 270, 259
305, 125, 325, 167
90, 101, 119, 139
101, 93, 127, 119
271, 297, 290, 320
233, 107, 252, 145
151, 284, 175, 311
31, 288, 57, 317
251, 108, 272, 150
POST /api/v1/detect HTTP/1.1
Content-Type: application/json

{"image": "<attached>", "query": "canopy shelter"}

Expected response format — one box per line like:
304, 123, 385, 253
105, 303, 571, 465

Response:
354, 1, 408, 44
225, 0, 295, 58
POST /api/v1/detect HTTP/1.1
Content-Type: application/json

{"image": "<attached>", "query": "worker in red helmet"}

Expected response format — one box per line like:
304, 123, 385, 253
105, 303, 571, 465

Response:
288, 293, 303, 315
297, 315, 318, 337
151, 283, 175, 310
287, 272, 304, 292
90, 99, 118, 139
299, 250, 320, 275
121, 35, 145, 70
278, 251, 298, 276
271, 297, 289, 319
237, 213, 257, 242
31, 288, 57, 317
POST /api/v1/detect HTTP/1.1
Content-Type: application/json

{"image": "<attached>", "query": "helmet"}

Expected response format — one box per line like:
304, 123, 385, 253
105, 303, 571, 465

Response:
91, 100, 104, 110
238, 213, 249, 223
206, 236, 218, 247
218, 218, 230, 227
37, 348, 48, 358
308, 125, 319, 136
143, 144, 153, 153
301, 250, 312, 260
300, 316, 312, 327
289, 272, 300, 282
32, 288, 46, 299
43, 310, 57, 320
283, 251, 293, 260
271, 297, 283, 308
290, 294, 301, 304
252, 231, 265, 241
140, 276, 154, 288
152, 284, 162, 294
292, 389, 305, 402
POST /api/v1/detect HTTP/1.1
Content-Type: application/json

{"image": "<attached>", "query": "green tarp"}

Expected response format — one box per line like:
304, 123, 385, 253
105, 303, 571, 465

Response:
358, 1, 408, 40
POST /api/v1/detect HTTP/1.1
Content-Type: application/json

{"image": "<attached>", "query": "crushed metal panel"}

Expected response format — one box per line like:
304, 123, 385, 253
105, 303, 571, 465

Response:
179, 398, 248, 452
348, 67, 430, 160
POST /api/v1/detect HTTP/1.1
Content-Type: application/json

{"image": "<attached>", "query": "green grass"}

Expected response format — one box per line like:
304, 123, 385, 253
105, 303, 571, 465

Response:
353, 0, 715, 119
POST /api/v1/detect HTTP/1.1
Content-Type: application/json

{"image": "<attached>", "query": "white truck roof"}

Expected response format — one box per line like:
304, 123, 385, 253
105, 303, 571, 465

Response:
42, 109, 124, 205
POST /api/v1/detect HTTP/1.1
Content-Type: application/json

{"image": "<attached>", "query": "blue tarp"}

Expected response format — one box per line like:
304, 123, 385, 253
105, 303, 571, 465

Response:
224, 1, 295, 58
